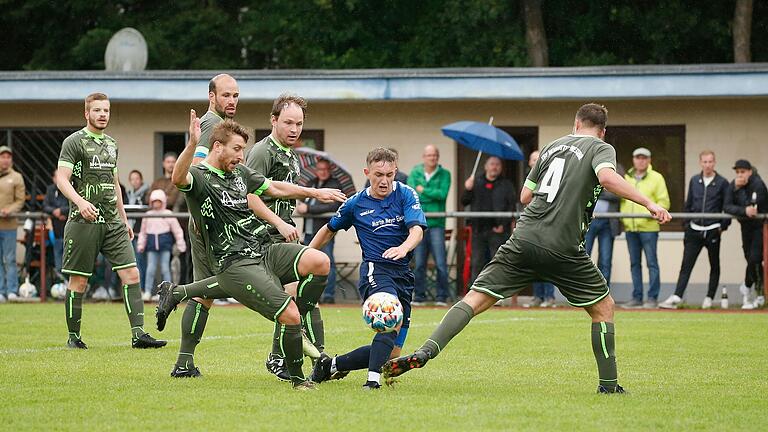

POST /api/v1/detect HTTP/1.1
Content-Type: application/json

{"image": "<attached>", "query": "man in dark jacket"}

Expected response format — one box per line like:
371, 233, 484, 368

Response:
660, 151, 731, 309
724, 159, 768, 309
461, 156, 516, 285
296, 159, 344, 303
43, 169, 69, 277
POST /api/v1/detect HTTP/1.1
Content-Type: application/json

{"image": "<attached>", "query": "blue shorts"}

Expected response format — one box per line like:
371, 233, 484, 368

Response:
358, 260, 414, 335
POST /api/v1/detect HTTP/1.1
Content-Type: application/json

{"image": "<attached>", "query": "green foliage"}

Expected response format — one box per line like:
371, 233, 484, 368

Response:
0, 303, 766, 430
0, 0, 763, 70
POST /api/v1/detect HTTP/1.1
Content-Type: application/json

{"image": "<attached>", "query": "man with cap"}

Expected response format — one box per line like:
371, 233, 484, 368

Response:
659, 150, 730, 309
620, 147, 670, 308
0, 146, 25, 302
724, 159, 767, 309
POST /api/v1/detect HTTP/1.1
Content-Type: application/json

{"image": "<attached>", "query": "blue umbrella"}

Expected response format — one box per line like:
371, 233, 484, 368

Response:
441, 118, 524, 176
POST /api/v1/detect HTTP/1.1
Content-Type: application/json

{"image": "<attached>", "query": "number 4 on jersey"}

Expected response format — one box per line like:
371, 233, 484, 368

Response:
539, 157, 565, 202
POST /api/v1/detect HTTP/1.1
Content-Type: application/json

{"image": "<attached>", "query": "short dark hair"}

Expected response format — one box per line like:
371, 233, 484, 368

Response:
85, 92, 108, 110
271, 93, 307, 118
129, 169, 143, 180
211, 119, 249, 147
366, 147, 398, 166
163, 152, 178, 161
576, 103, 608, 130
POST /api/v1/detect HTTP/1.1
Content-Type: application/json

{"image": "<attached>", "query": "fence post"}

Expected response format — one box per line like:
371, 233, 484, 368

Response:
39, 214, 47, 303
763, 219, 767, 301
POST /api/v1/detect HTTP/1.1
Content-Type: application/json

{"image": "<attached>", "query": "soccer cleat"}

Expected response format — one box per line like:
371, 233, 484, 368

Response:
659, 294, 682, 309
292, 379, 318, 391
302, 331, 321, 360
597, 384, 626, 394
362, 380, 381, 390
701, 296, 713, 309
155, 281, 179, 331
382, 350, 430, 380
66, 339, 88, 349
310, 353, 332, 383
132, 333, 167, 349
171, 365, 202, 378
265, 353, 291, 382
330, 369, 350, 381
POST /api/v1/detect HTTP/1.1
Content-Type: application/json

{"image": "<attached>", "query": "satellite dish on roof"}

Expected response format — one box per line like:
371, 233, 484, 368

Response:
105, 28, 148, 72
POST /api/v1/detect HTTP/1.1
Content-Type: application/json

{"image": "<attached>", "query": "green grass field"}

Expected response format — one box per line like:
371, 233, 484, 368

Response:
1, 303, 766, 431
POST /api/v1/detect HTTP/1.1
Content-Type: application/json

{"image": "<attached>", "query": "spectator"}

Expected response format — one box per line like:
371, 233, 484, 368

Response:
137, 189, 186, 301
525, 150, 556, 307
296, 159, 343, 303
461, 156, 515, 286
148, 152, 182, 211
363, 147, 408, 188
43, 169, 69, 277
660, 150, 730, 309
724, 159, 767, 309
126, 169, 148, 288
408, 144, 452, 305
0, 146, 25, 302
620, 147, 670, 309
585, 163, 624, 287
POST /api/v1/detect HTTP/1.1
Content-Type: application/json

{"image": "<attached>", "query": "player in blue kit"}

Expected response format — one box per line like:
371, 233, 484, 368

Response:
309, 147, 427, 389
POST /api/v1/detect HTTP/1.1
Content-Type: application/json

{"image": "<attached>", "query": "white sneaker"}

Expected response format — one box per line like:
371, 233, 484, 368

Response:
0, 294, 6, 303
701, 296, 713, 309
742, 301, 756, 310
142, 291, 151, 301
755, 296, 765, 308
227, 297, 239, 304
7, 292, 18, 301
659, 294, 682, 309
150, 294, 160, 302
213, 299, 230, 306
739, 283, 750, 297
92, 286, 110, 300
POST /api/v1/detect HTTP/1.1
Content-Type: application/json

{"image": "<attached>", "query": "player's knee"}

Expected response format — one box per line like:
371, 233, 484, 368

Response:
118, 267, 140, 285
299, 249, 330, 276
277, 300, 301, 325
67, 275, 88, 293
195, 297, 214, 308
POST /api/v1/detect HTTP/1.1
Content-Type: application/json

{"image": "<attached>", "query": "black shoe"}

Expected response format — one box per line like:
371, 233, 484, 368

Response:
171, 365, 202, 378
265, 353, 291, 382
310, 353, 332, 383
362, 380, 381, 390
66, 339, 88, 349
132, 333, 168, 349
155, 281, 179, 331
382, 350, 430, 380
597, 384, 627, 394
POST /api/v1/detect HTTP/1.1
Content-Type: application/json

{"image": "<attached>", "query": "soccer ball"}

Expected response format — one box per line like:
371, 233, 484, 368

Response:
18, 277, 37, 298
51, 282, 68, 299
362, 292, 403, 333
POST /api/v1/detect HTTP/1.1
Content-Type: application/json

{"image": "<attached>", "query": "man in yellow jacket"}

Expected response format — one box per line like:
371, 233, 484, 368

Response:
620, 147, 670, 308
0, 146, 26, 302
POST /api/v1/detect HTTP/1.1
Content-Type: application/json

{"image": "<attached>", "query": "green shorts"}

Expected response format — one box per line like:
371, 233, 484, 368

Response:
264, 242, 309, 286
189, 219, 215, 281
62, 221, 136, 277
471, 236, 609, 307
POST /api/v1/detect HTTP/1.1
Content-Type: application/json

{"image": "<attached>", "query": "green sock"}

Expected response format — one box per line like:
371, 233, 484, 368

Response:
122, 283, 146, 338
176, 300, 209, 369
65, 290, 83, 341
172, 276, 224, 302
296, 274, 328, 315
421, 300, 474, 359
304, 306, 325, 352
591, 322, 618, 391
280, 323, 305, 384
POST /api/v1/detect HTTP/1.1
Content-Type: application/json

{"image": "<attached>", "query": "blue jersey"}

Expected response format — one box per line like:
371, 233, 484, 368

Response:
328, 181, 427, 268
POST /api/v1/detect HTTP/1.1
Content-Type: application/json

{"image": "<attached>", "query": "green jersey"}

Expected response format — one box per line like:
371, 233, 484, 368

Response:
179, 162, 272, 273
245, 135, 301, 234
194, 110, 225, 159
58, 127, 121, 224
517, 134, 616, 255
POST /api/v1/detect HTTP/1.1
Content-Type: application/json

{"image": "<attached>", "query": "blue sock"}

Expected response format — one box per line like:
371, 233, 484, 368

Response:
368, 332, 397, 373
335, 345, 370, 372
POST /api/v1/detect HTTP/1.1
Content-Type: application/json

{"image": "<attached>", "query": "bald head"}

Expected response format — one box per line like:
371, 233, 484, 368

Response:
422, 144, 440, 171
208, 74, 239, 119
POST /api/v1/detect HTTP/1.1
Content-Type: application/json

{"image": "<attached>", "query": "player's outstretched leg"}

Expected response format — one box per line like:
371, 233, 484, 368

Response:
156, 277, 227, 331
384, 293, 494, 380
585, 295, 626, 394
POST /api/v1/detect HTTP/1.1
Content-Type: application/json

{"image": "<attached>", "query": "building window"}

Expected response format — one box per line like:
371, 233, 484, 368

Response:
604, 125, 686, 231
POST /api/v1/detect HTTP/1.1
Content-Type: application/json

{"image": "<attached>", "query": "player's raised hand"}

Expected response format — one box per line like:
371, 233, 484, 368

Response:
647, 203, 672, 224
188, 109, 201, 146
315, 188, 347, 203
276, 221, 300, 243
383, 245, 408, 261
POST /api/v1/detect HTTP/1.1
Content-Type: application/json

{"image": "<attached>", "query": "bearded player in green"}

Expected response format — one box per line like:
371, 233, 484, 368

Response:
56, 92, 166, 349
384, 103, 672, 394
161, 110, 344, 389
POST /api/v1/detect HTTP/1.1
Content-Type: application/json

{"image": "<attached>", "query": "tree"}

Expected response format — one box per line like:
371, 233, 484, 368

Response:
522, 0, 548, 66
733, 0, 753, 63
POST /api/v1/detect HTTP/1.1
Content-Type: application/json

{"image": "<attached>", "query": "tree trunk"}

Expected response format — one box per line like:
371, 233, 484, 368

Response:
733, 0, 753, 63
522, 0, 549, 67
